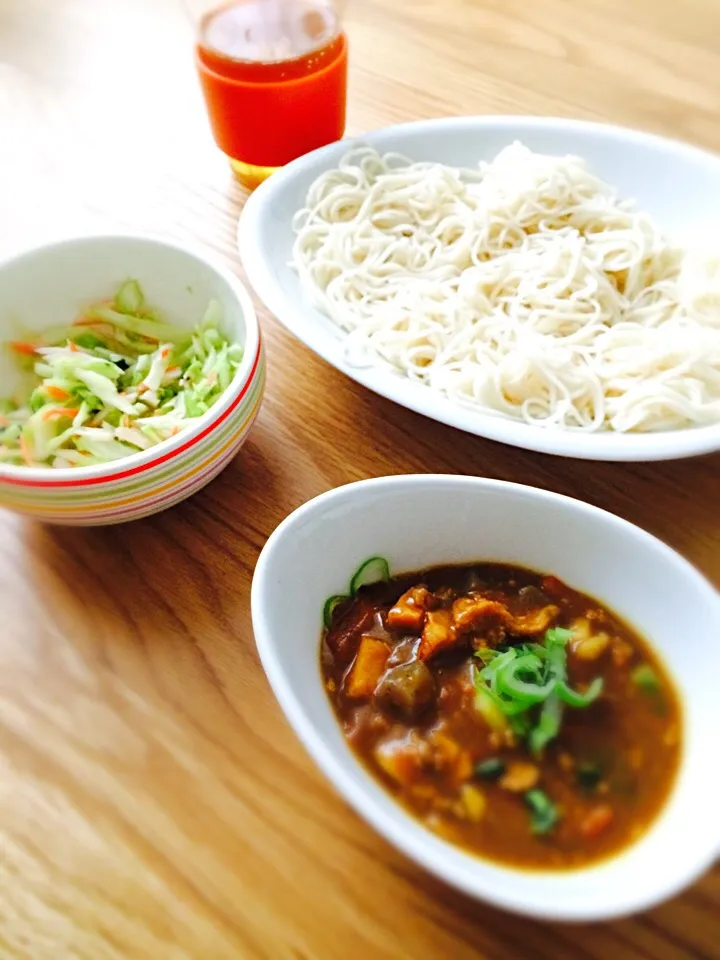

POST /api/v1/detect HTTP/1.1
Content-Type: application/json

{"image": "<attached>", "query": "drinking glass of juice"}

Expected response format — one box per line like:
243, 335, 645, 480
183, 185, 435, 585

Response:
188, 0, 348, 189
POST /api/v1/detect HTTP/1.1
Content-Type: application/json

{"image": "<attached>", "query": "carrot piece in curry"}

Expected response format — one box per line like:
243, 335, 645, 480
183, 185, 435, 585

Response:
344, 636, 390, 699
387, 585, 430, 631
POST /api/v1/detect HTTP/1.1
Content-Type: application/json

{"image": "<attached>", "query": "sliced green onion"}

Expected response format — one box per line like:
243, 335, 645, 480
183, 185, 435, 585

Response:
631, 663, 661, 693
509, 713, 532, 738
525, 788, 560, 835
474, 648, 499, 663
529, 692, 563, 757
471, 623, 605, 750
515, 642, 548, 659
479, 649, 517, 686
495, 654, 555, 704
545, 629, 570, 680
349, 556, 390, 595
323, 594, 348, 629
474, 757, 506, 780
474, 669, 529, 717
115, 279, 144, 314
555, 676, 604, 708
545, 626, 573, 647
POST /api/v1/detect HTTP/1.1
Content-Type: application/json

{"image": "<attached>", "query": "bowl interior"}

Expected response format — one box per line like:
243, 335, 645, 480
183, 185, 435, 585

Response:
0, 235, 251, 401
252, 475, 720, 920
239, 117, 720, 460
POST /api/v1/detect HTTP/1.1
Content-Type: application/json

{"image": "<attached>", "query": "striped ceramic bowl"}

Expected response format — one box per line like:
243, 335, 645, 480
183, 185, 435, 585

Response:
0, 235, 265, 525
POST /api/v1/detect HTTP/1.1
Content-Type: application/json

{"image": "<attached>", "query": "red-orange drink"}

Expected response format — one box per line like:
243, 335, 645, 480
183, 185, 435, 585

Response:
195, 0, 348, 189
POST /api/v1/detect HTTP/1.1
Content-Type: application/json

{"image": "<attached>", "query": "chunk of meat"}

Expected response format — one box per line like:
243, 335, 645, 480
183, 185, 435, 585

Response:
418, 609, 458, 660
452, 596, 507, 634
326, 597, 376, 666
498, 761, 540, 793
514, 584, 551, 613
452, 596, 559, 637
375, 661, 436, 719
431, 586, 456, 604
541, 575, 574, 603
343, 636, 390, 699
505, 605, 560, 635
387, 585, 430, 631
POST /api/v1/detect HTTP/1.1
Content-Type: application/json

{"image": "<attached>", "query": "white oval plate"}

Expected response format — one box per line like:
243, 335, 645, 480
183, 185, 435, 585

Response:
238, 116, 720, 461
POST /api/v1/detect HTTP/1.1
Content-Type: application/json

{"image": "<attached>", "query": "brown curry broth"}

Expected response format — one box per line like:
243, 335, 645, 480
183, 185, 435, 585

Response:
321, 563, 682, 869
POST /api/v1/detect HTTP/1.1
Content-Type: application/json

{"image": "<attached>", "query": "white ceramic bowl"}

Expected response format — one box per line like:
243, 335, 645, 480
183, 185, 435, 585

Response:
238, 115, 720, 462
251, 474, 720, 921
0, 235, 265, 524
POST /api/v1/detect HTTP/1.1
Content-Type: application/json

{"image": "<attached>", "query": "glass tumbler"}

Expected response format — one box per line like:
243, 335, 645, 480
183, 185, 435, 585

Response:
188, 0, 348, 189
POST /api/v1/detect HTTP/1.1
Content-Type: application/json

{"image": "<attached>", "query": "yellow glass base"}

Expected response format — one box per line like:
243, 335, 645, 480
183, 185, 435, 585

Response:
229, 157, 280, 190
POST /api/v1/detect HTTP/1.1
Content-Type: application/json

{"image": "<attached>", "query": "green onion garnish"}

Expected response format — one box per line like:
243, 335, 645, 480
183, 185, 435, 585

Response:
321, 558, 391, 629
474, 758, 506, 780
349, 556, 390, 595
496, 653, 554, 705
472, 624, 604, 756
529, 692, 563, 757
525, 788, 559, 835
555, 676, 604, 708
323, 595, 348, 629
631, 663, 661, 693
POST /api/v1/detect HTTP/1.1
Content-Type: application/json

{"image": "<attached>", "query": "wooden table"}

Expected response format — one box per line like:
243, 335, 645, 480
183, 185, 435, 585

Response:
1, 0, 719, 957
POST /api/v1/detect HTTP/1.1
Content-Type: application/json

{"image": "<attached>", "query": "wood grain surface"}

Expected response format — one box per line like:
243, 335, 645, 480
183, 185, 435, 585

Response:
1, 0, 719, 957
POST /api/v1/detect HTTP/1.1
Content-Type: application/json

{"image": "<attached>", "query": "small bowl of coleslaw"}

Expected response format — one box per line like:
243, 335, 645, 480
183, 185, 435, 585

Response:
0, 234, 265, 524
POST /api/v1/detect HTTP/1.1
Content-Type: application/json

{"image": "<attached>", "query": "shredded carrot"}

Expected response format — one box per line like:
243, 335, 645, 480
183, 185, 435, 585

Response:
207, 371, 217, 385
160, 346, 170, 359
45, 385, 71, 402
10, 342, 38, 356
68, 340, 79, 351
41, 407, 79, 421
71, 319, 114, 338
171, 426, 181, 435
166, 366, 180, 376
19, 434, 33, 465
0, 416, 9, 428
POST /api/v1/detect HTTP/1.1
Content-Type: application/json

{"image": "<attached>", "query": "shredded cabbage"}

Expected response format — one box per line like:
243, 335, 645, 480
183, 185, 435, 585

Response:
0, 280, 243, 468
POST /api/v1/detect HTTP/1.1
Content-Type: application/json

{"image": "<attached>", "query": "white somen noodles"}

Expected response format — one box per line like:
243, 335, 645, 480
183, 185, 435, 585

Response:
291, 143, 720, 432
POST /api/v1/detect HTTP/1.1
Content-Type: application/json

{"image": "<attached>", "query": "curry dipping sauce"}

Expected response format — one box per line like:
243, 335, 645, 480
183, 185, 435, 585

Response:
320, 561, 682, 870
